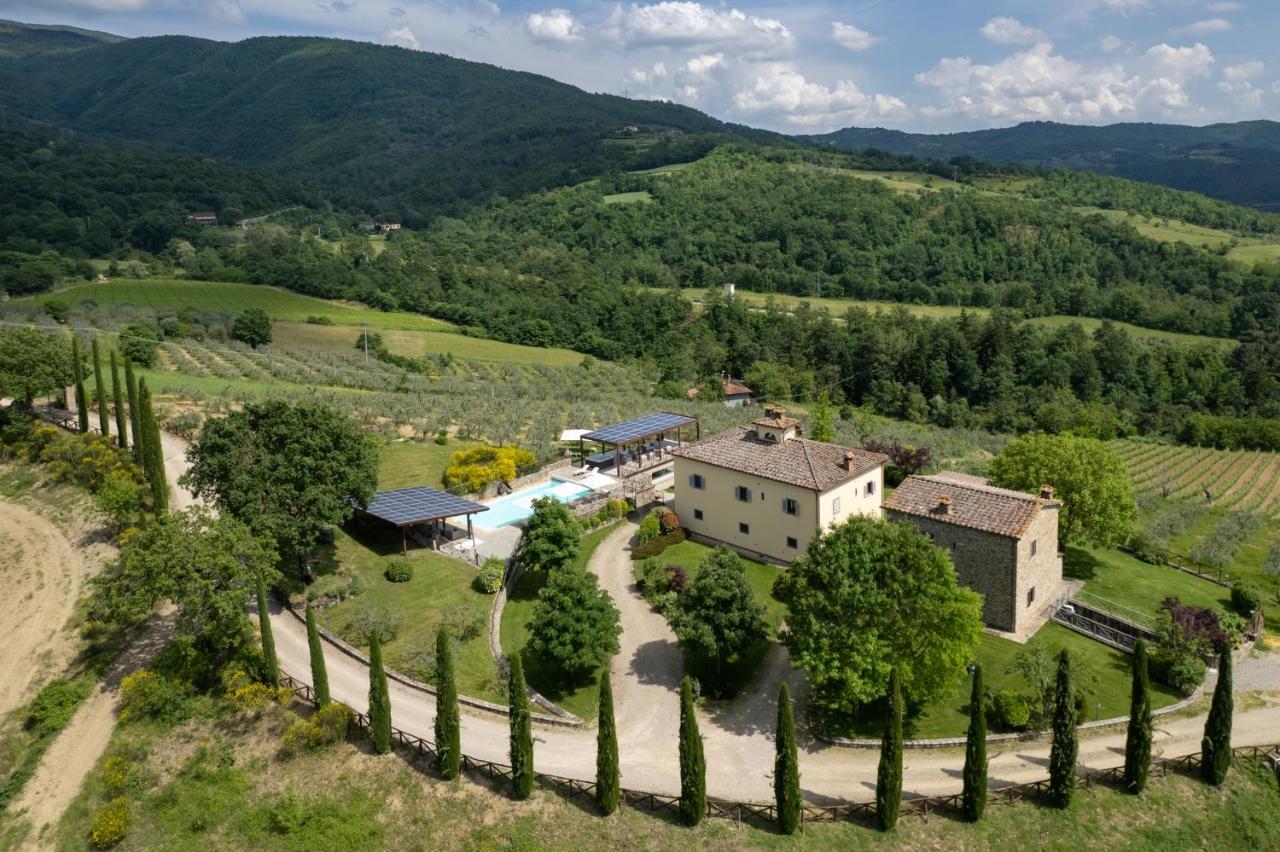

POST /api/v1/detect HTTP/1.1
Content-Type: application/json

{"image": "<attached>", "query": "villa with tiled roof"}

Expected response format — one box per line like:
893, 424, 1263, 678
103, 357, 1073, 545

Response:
671, 405, 887, 563
885, 473, 1064, 637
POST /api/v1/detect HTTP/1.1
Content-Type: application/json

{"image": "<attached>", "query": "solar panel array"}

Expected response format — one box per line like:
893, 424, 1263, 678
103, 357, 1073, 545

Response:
583, 412, 697, 445
362, 487, 489, 526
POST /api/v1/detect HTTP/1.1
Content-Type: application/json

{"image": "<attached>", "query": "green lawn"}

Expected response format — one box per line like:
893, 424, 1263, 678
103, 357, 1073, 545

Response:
376, 438, 480, 491
835, 623, 1184, 740
602, 191, 653, 205
316, 524, 502, 704
271, 320, 586, 366
499, 522, 623, 719
35, 278, 450, 330
1067, 546, 1231, 620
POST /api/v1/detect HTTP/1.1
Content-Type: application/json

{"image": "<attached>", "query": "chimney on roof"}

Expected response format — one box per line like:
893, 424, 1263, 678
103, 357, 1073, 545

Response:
843, 451, 858, 472
937, 495, 953, 516
1040, 484, 1054, 500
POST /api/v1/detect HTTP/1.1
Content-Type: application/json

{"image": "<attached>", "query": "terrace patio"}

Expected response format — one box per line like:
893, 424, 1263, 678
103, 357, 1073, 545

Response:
576, 412, 699, 482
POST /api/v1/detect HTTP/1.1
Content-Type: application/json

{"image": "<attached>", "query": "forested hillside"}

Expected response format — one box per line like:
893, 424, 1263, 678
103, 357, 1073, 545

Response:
0, 18, 121, 59
803, 120, 1280, 211
0, 29, 771, 220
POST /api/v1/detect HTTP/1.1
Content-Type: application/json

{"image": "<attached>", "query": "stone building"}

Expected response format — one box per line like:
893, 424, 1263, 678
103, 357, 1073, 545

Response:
671, 405, 887, 564
883, 472, 1063, 638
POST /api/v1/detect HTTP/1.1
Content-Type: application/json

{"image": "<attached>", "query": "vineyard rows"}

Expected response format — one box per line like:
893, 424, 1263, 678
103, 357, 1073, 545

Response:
1111, 440, 1280, 519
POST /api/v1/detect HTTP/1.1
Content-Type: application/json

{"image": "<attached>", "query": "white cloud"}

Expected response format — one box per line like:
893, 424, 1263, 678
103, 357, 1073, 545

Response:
606, 2, 791, 54
916, 41, 1215, 123
979, 17, 1044, 45
1170, 18, 1233, 37
686, 53, 724, 75
1218, 80, 1263, 110
1206, 2, 1245, 12
831, 22, 883, 52
383, 25, 421, 50
204, 0, 244, 22
1098, 0, 1150, 12
733, 63, 908, 126
1099, 34, 1126, 53
525, 8, 583, 44
1222, 61, 1263, 80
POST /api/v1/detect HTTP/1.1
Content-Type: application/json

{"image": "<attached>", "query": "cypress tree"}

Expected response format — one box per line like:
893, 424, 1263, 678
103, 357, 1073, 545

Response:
1048, 649, 1078, 808
138, 380, 167, 515
92, 337, 109, 438
110, 352, 127, 449
508, 656, 535, 799
304, 603, 330, 707
1123, 640, 1153, 794
71, 335, 89, 432
875, 668, 903, 831
435, 628, 461, 780
367, 632, 393, 755
677, 675, 705, 827
124, 357, 140, 452
961, 664, 988, 822
774, 682, 801, 835
255, 575, 279, 688
1200, 647, 1233, 786
133, 374, 151, 478
595, 672, 620, 815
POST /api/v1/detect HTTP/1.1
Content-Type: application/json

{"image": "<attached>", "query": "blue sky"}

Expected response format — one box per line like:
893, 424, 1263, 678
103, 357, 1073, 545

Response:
4, 0, 1277, 133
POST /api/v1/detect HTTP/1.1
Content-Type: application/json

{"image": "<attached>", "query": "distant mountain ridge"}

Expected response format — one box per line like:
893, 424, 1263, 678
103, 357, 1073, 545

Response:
801, 121, 1280, 211
0, 25, 777, 220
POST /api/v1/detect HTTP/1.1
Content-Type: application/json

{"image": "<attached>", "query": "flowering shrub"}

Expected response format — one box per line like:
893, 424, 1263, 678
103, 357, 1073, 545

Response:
474, 559, 504, 594
281, 703, 352, 755
118, 670, 192, 723
90, 797, 131, 848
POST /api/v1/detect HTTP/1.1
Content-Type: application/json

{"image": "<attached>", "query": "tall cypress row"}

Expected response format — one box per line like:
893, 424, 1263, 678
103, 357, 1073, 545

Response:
110, 352, 127, 449
138, 380, 167, 515
1048, 649, 1078, 808
304, 603, 330, 707
1123, 640, 1153, 794
961, 664, 988, 822
1200, 647, 1233, 786
255, 575, 279, 688
508, 656, 535, 799
435, 628, 461, 780
367, 632, 393, 755
677, 675, 705, 827
71, 335, 89, 432
875, 668, 903, 831
595, 672, 620, 815
133, 373, 151, 478
124, 356, 140, 452
774, 682, 801, 835
91, 337, 109, 438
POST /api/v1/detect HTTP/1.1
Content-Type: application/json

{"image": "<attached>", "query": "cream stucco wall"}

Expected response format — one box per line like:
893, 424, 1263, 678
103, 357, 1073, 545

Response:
673, 456, 883, 563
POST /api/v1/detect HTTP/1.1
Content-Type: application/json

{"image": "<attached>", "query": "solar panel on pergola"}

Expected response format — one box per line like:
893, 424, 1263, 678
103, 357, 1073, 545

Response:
583, 412, 697, 445
360, 487, 489, 556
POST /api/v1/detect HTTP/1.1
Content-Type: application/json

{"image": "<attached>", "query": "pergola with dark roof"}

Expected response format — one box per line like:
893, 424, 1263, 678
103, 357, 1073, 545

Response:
359, 486, 489, 556
579, 412, 699, 478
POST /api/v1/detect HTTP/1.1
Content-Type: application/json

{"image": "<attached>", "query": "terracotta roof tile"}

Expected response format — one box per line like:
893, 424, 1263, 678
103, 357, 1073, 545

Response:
884, 474, 1056, 539
672, 427, 887, 491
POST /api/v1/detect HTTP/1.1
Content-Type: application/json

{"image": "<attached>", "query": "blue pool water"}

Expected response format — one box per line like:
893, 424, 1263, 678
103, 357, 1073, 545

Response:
479, 479, 592, 527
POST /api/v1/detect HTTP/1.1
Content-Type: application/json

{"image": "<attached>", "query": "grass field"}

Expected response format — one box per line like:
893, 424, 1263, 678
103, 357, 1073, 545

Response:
1077, 207, 1280, 266
836, 168, 967, 194
499, 522, 622, 719
628, 161, 695, 176
1066, 546, 1230, 619
43, 695, 1280, 852
375, 439, 479, 491
35, 278, 452, 331
602, 191, 654, 205
271, 321, 586, 366
655, 287, 1237, 349
316, 525, 503, 705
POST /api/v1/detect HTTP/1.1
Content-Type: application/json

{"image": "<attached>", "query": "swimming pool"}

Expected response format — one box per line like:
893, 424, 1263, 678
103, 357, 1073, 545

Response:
479, 478, 593, 527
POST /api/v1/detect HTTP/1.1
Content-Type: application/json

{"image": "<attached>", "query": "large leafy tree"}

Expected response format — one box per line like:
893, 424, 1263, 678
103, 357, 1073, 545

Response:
519, 497, 580, 573
777, 516, 983, 714
988, 433, 1137, 547
668, 546, 767, 686
182, 400, 378, 564
526, 567, 620, 682
0, 328, 73, 405
231, 307, 273, 348
92, 507, 278, 668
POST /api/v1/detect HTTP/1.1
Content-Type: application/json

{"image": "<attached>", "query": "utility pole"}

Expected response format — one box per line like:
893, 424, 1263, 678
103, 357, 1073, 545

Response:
362, 321, 369, 362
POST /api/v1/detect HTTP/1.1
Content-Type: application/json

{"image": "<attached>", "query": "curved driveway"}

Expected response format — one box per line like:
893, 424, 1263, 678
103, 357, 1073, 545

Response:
163, 432, 1280, 803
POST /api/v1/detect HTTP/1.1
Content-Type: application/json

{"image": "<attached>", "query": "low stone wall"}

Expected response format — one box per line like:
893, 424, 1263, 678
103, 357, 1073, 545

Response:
283, 596, 583, 728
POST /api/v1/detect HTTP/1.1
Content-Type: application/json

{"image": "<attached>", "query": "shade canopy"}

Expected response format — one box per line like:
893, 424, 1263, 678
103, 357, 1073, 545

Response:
582, 412, 697, 446
360, 486, 489, 528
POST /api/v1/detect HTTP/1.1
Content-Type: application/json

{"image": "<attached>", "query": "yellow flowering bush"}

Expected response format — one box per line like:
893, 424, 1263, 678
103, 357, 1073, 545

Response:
90, 796, 131, 848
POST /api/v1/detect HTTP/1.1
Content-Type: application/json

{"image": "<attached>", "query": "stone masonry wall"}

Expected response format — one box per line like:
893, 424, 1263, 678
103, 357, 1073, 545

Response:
1012, 506, 1064, 634
886, 511, 1018, 632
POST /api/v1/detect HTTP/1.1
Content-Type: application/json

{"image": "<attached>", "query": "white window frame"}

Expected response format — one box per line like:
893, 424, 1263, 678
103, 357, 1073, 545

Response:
832, 496, 841, 515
